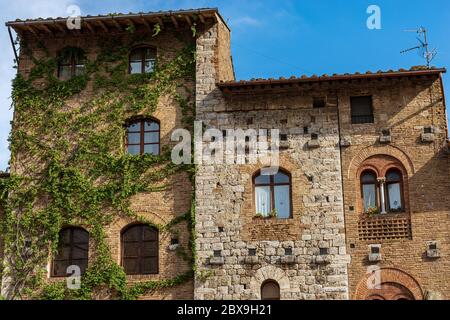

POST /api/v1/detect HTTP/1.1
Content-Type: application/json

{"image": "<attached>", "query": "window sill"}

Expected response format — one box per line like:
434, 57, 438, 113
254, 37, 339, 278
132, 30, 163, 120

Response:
252, 216, 294, 222
360, 211, 407, 220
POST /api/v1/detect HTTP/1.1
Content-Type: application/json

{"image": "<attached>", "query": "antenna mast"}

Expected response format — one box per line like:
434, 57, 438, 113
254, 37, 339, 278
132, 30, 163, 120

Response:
401, 27, 437, 68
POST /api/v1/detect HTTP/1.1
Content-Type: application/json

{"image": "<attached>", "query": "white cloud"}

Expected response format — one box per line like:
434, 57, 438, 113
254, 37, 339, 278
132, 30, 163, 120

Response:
231, 16, 262, 28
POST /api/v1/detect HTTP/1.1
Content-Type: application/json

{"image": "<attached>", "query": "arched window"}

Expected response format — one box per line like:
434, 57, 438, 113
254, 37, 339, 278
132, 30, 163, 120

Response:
361, 170, 378, 213
261, 280, 280, 300
129, 47, 156, 74
254, 170, 292, 219
57, 47, 86, 80
386, 169, 403, 212
121, 224, 158, 275
126, 118, 160, 155
52, 227, 89, 277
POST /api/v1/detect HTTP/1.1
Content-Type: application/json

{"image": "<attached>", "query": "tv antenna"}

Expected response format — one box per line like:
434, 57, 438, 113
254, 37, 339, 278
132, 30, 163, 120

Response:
400, 27, 437, 68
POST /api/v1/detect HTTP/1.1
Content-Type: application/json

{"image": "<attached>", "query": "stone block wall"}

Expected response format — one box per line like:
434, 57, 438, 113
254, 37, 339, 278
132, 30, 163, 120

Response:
195, 21, 350, 299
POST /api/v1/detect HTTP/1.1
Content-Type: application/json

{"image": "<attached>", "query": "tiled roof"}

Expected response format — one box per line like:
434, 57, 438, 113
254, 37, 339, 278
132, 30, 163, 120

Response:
218, 66, 446, 90
6, 8, 218, 24
5, 8, 228, 34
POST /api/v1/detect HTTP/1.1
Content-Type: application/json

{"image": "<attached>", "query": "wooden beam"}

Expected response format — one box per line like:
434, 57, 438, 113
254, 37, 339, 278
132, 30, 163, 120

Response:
97, 20, 109, 32
26, 25, 39, 36
53, 22, 66, 34
170, 16, 179, 29
84, 21, 95, 33
155, 17, 164, 29
125, 19, 135, 30
111, 19, 122, 31
184, 15, 192, 26
40, 24, 53, 35
140, 17, 152, 32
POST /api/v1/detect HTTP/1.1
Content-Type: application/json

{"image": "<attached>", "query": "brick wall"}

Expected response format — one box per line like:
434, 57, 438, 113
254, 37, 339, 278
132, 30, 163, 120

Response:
9, 24, 196, 300
339, 76, 450, 300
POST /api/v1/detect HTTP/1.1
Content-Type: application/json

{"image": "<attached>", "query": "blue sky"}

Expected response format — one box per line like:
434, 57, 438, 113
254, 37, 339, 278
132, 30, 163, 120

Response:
0, 0, 449, 170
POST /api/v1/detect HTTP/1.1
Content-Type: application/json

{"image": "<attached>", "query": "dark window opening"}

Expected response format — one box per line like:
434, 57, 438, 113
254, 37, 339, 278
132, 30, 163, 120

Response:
351, 96, 374, 124
424, 126, 433, 134
285, 248, 293, 256
52, 227, 89, 277
371, 246, 380, 254
129, 47, 156, 74
249, 249, 257, 256
319, 248, 329, 255
121, 224, 159, 275
57, 47, 86, 80
214, 250, 222, 257
280, 134, 288, 141
313, 97, 326, 108
261, 280, 281, 300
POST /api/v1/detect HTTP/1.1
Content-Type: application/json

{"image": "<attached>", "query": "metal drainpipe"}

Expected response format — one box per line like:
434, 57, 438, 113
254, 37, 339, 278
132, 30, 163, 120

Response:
7, 26, 19, 64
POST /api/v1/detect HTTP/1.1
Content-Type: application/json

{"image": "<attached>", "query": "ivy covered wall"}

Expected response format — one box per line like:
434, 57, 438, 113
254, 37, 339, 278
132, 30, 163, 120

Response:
0, 23, 198, 300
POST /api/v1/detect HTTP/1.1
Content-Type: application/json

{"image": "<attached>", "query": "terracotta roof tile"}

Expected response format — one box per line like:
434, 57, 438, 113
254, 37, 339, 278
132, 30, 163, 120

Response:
218, 66, 446, 90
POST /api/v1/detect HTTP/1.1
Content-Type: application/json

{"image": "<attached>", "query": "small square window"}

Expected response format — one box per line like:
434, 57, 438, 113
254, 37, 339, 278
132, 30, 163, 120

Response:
424, 126, 433, 134
351, 96, 374, 124
247, 118, 254, 125
371, 246, 380, 254
218, 227, 224, 233
248, 249, 257, 256
171, 238, 179, 245
285, 248, 293, 256
319, 248, 329, 255
311, 133, 319, 140
280, 134, 288, 141
313, 97, 326, 109
303, 127, 309, 134
214, 250, 222, 257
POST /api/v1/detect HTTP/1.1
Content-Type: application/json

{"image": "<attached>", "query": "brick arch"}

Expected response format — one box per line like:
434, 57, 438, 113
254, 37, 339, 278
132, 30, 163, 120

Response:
347, 145, 415, 179
354, 268, 423, 300
249, 266, 290, 300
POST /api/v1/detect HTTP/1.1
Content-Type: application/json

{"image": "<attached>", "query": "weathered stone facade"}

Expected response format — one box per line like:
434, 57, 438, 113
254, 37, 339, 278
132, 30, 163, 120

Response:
3, 8, 450, 300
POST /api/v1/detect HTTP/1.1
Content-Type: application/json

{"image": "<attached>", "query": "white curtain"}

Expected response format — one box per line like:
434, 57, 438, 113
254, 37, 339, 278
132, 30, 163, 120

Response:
255, 186, 271, 217
274, 185, 290, 219
363, 184, 376, 212
388, 183, 402, 210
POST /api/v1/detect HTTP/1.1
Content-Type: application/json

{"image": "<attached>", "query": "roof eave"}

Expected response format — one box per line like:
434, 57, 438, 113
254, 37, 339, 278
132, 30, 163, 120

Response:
218, 68, 447, 91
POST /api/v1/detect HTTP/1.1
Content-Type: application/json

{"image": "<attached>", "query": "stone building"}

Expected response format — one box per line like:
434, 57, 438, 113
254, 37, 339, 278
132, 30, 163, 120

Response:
2, 8, 449, 300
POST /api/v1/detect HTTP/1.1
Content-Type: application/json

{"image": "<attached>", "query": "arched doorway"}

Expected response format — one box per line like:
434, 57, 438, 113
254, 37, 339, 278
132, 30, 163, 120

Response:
366, 283, 415, 300
354, 268, 423, 300
261, 280, 280, 300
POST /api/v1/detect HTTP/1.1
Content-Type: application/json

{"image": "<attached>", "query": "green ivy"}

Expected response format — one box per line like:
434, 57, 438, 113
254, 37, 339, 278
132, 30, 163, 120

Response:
1, 30, 197, 300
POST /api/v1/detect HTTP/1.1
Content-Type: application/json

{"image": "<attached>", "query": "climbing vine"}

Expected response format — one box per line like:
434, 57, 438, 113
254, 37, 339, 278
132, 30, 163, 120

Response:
0, 29, 197, 300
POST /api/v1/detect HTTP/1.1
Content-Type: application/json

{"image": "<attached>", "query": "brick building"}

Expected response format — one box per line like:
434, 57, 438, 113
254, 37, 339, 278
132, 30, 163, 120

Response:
2, 8, 449, 300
